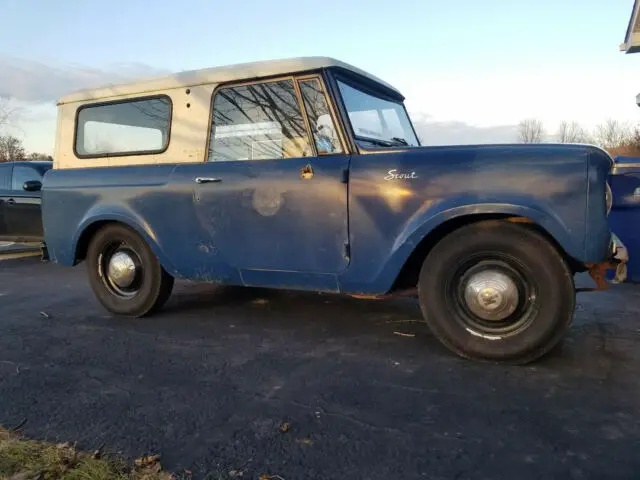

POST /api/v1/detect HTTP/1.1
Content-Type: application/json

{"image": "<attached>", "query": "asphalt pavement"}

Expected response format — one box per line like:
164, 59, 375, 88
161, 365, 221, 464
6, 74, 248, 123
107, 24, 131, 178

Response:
1, 258, 639, 479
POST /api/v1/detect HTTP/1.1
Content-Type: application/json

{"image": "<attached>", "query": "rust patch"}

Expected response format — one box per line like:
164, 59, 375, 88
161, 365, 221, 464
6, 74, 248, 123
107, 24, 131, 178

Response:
300, 164, 314, 180
507, 216, 534, 224
586, 262, 611, 291
197, 242, 217, 255
349, 294, 384, 300
583, 236, 629, 291
584, 260, 627, 292
348, 288, 418, 300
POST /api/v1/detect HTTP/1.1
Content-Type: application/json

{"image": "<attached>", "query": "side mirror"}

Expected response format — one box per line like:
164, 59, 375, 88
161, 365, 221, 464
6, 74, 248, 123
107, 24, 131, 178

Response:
23, 180, 42, 192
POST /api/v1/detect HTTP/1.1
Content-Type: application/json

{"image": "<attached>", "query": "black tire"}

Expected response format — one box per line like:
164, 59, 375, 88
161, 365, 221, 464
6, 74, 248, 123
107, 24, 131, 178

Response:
418, 220, 575, 364
86, 224, 174, 317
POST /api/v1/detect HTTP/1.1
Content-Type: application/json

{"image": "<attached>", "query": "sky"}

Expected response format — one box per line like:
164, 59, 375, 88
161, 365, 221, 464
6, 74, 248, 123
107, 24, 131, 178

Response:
1, 0, 639, 153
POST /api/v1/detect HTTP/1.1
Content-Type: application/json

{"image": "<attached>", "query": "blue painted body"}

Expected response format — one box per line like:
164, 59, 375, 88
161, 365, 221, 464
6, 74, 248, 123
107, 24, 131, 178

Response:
41, 142, 614, 295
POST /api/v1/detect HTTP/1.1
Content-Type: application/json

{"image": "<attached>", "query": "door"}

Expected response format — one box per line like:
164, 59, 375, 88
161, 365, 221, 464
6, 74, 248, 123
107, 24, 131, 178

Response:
179, 75, 350, 282
5, 164, 45, 241
0, 164, 13, 240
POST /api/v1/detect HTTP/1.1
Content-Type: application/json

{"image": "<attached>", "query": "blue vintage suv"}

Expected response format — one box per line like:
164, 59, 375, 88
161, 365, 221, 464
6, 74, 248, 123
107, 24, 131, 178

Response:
40, 57, 628, 363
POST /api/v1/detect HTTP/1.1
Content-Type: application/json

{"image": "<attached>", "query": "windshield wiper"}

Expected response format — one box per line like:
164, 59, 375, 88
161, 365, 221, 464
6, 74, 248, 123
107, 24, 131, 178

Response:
391, 137, 409, 146
355, 135, 409, 147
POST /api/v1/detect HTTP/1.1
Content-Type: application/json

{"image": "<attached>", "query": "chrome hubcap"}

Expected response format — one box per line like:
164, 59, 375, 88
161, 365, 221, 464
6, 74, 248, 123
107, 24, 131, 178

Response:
463, 270, 519, 321
107, 251, 137, 289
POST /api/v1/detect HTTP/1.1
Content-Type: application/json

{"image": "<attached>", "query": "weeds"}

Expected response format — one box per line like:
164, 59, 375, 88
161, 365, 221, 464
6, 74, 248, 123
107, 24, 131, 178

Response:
0, 426, 175, 480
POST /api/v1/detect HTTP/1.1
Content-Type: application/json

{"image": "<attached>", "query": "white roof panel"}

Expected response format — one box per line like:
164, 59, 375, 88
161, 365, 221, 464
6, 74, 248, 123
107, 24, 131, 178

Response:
57, 56, 402, 104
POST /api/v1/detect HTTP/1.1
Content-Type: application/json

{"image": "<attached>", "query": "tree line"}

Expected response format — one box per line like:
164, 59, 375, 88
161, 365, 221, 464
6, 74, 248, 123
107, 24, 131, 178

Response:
0, 135, 52, 162
0, 97, 52, 162
517, 118, 640, 156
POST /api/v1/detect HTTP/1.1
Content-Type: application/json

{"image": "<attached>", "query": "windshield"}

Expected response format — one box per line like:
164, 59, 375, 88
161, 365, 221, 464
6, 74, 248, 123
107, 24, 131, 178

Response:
337, 80, 419, 148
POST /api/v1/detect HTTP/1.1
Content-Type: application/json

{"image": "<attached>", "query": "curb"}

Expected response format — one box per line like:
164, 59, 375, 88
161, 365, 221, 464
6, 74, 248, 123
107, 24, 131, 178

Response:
0, 243, 42, 261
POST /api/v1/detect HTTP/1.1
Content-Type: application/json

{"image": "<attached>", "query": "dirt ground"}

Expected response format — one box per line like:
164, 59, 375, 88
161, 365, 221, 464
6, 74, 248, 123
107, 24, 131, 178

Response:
1, 257, 639, 479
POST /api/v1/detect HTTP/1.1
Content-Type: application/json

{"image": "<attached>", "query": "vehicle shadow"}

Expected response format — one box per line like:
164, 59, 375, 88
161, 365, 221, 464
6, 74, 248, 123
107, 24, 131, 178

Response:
165, 279, 419, 316
153, 278, 640, 373
149, 280, 451, 355
162, 280, 427, 331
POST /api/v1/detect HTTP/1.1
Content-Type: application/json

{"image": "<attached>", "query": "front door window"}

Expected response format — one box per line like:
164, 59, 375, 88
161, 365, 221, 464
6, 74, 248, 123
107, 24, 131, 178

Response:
298, 78, 343, 155
208, 79, 313, 162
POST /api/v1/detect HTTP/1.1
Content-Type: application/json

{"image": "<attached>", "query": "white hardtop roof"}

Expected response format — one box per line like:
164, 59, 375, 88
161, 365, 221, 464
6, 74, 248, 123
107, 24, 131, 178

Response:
57, 56, 402, 105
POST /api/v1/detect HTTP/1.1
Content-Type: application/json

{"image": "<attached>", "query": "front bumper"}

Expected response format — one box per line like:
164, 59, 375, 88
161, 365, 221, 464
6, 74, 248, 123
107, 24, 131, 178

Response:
586, 233, 629, 290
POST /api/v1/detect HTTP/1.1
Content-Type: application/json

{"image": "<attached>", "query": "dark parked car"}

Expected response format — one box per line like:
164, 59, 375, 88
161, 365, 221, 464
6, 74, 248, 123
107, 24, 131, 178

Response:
0, 161, 52, 242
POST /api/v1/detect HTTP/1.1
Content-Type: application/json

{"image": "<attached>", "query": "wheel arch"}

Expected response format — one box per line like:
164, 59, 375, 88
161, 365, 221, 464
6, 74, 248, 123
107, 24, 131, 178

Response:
391, 213, 583, 292
75, 219, 117, 264
72, 216, 174, 273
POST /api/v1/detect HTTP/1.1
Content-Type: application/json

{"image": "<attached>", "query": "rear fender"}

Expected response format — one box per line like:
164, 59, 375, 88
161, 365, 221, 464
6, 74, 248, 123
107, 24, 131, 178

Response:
72, 206, 175, 272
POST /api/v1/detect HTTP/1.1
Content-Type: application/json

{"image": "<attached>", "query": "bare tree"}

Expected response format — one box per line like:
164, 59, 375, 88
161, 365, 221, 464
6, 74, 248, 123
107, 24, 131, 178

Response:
593, 119, 631, 149
517, 118, 544, 143
557, 121, 589, 143
626, 124, 640, 151
0, 135, 26, 162
27, 152, 53, 161
0, 98, 10, 129
0, 96, 19, 131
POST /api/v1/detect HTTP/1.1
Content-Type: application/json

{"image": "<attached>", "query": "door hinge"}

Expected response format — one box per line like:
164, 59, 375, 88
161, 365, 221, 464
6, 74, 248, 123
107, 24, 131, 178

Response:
344, 242, 351, 260
341, 168, 350, 184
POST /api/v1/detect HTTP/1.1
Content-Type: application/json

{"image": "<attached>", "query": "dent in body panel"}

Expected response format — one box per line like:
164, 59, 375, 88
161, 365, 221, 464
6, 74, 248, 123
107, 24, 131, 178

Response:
250, 187, 284, 217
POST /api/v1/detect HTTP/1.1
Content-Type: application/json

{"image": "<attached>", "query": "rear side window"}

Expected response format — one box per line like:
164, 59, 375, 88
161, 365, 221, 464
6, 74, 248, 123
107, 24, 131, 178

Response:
75, 96, 171, 158
208, 79, 312, 162
12, 165, 42, 190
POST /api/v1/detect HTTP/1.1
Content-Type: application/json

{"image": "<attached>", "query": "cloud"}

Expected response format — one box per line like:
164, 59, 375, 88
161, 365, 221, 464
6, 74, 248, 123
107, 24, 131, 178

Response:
0, 56, 168, 103
412, 117, 519, 146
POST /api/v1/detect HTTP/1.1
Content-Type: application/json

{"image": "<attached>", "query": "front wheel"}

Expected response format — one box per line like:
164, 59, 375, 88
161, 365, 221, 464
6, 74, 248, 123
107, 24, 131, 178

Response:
418, 220, 575, 364
86, 224, 174, 317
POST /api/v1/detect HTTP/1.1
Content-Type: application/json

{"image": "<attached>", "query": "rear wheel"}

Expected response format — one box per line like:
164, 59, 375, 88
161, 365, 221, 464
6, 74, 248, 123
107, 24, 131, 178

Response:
418, 220, 575, 364
86, 224, 174, 317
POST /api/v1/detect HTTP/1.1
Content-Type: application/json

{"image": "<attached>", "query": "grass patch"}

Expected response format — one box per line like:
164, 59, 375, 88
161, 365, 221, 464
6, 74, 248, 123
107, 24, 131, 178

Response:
0, 426, 178, 480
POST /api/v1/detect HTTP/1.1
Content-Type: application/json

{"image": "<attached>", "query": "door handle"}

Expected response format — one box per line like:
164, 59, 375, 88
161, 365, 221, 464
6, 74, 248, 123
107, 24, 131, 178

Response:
6, 198, 15, 206
195, 177, 222, 184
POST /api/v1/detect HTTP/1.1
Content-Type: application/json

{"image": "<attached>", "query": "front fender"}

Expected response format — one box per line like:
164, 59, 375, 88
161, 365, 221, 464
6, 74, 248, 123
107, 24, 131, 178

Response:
372, 200, 582, 294
394, 201, 579, 258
